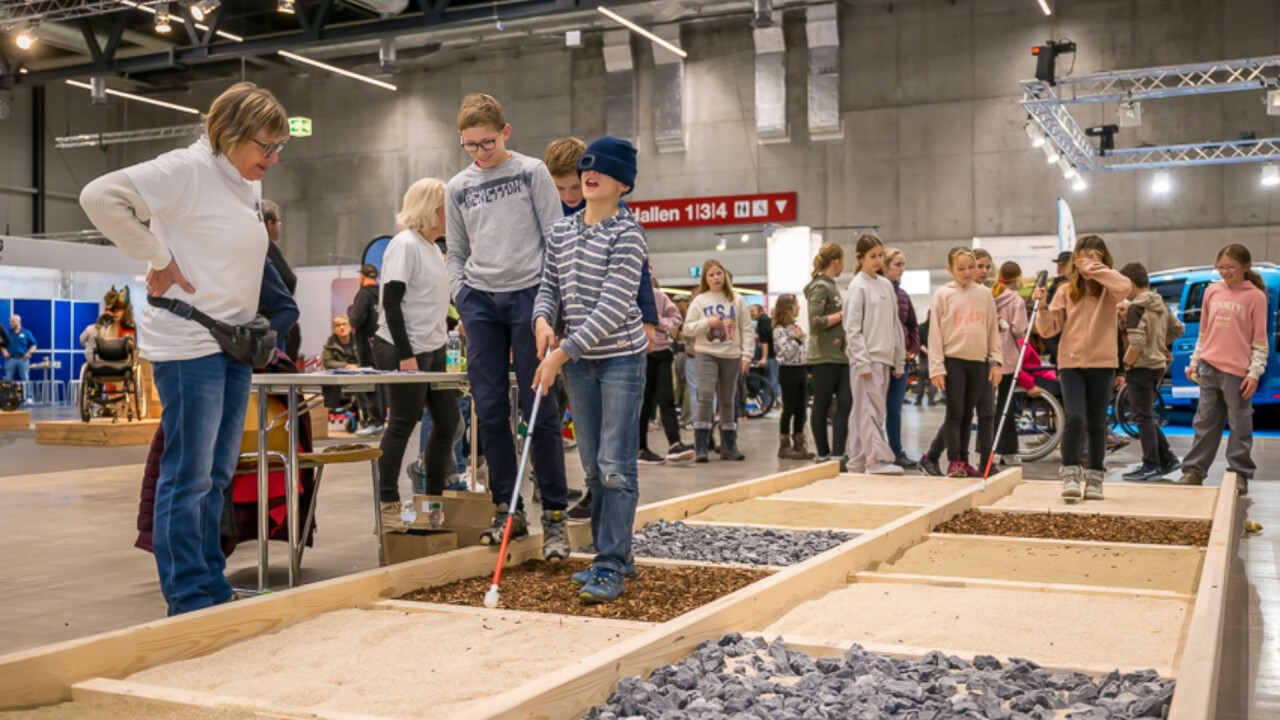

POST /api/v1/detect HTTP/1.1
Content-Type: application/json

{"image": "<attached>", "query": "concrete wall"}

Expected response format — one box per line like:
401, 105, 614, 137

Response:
7, 0, 1280, 283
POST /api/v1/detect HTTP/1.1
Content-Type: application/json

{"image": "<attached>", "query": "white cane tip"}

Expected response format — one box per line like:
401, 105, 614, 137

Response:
483, 588, 499, 608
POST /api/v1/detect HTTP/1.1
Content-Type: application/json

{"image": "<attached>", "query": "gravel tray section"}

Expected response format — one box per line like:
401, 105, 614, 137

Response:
582, 634, 1176, 720
399, 559, 770, 622
936, 509, 1211, 546
630, 520, 856, 566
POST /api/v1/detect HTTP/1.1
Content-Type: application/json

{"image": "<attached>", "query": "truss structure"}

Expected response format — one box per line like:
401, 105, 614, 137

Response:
55, 122, 203, 149
0, 1, 135, 28
1021, 54, 1280, 172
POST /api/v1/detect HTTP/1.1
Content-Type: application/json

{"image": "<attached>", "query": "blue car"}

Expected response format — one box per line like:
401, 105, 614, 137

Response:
1149, 262, 1280, 408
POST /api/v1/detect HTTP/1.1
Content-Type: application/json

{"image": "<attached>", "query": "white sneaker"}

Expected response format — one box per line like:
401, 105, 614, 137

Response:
867, 462, 905, 476
998, 454, 1022, 466
355, 425, 376, 437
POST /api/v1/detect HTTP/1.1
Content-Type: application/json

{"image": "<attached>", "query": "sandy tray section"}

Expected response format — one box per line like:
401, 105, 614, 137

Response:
129, 608, 640, 720
765, 583, 1189, 672
935, 509, 1211, 546
875, 536, 1204, 595
685, 498, 918, 530
770, 475, 974, 505
0, 697, 258, 720
399, 559, 770, 622
983, 481, 1217, 519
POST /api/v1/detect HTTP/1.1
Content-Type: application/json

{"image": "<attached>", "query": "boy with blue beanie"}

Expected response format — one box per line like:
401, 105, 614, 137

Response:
532, 136, 647, 603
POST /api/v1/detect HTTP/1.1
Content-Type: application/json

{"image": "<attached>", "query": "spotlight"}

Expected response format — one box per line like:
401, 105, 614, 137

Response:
1031, 39, 1076, 86
1024, 121, 1045, 148
1086, 124, 1119, 154
1118, 98, 1142, 127
1151, 171, 1171, 195
1043, 143, 1060, 165
155, 5, 173, 33
189, 0, 219, 22
277, 0, 295, 13
1072, 176, 1088, 192
1262, 164, 1280, 187
1058, 157, 1077, 179
715, 240, 727, 252
15, 27, 36, 50
740, 233, 750, 243
1267, 89, 1280, 117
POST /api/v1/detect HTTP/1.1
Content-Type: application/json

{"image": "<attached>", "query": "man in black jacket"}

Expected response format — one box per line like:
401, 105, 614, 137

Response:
348, 263, 385, 433
262, 200, 301, 361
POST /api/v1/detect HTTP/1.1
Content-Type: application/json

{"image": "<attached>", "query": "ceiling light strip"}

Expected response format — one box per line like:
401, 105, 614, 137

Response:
66, 79, 202, 114
596, 6, 687, 59
1036, 0, 1051, 15
277, 50, 398, 91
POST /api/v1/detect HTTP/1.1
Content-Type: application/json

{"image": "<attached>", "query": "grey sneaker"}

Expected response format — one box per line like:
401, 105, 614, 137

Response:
1083, 469, 1105, 500
1060, 466, 1082, 500
479, 503, 528, 546
541, 509, 569, 562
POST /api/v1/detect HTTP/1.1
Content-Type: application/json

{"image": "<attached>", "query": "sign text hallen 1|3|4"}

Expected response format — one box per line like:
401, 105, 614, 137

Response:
629, 192, 798, 229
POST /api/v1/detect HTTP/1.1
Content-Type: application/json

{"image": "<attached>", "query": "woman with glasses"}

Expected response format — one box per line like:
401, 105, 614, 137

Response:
81, 82, 290, 616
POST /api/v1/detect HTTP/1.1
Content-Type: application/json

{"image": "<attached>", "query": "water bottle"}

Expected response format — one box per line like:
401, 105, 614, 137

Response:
400, 499, 417, 526
446, 331, 462, 373
423, 497, 445, 529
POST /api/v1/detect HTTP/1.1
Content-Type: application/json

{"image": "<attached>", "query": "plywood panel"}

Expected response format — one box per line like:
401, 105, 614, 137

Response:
771, 475, 975, 504
686, 498, 918, 530
982, 480, 1217, 520
34, 418, 159, 447
0, 411, 30, 430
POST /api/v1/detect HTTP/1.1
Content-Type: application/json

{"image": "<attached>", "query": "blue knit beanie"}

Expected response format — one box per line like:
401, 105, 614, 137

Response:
577, 135, 637, 195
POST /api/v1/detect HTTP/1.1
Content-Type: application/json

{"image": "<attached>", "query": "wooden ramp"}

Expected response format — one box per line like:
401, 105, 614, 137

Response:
34, 418, 159, 446
0, 410, 30, 431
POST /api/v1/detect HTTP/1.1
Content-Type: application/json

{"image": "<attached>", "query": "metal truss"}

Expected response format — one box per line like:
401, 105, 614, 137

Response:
0, 1, 134, 28
55, 122, 202, 149
1021, 54, 1280, 172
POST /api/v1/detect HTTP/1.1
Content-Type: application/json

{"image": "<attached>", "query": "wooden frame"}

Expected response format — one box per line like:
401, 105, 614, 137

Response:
0, 464, 1237, 720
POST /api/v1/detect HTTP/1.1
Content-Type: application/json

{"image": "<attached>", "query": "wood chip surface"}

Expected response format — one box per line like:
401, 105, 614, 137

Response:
935, 509, 1211, 546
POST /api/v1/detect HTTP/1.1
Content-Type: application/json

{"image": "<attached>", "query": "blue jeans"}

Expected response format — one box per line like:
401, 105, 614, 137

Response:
765, 357, 780, 399
563, 353, 645, 575
885, 371, 908, 456
152, 353, 252, 616
4, 357, 30, 384
420, 394, 470, 474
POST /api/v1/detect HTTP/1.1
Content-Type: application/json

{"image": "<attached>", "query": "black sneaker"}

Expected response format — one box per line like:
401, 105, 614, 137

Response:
919, 456, 943, 477
666, 442, 696, 462
1157, 457, 1181, 477
567, 491, 593, 520
638, 449, 665, 465
894, 454, 919, 470
479, 503, 528, 546
1122, 463, 1161, 482
565, 487, 585, 501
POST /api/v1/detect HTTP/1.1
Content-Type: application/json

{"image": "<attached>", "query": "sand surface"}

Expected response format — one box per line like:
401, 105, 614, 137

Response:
687, 498, 917, 530
766, 583, 1189, 671
129, 608, 641, 719
876, 536, 1204, 594
984, 481, 1216, 519
772, 475, 971, 504
0, 698, 257, 720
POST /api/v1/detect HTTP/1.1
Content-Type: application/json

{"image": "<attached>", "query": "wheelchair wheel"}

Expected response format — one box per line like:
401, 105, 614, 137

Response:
1014, 391, 1064, 463
743, 375, 774, 419
133, 365, 147, 420
78, 365, 92, 422
1115, 384, 1166, 439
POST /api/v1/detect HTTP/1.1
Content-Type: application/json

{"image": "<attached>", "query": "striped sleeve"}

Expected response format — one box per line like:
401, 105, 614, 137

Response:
531, 227, 563, 331
558, 225, 647, 362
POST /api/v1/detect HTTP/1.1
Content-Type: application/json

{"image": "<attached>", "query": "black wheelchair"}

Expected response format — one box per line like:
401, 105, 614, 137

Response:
79, 335, 143, 422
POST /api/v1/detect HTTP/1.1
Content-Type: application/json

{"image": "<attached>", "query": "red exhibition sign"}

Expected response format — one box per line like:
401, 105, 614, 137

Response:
628, 192, 798, 229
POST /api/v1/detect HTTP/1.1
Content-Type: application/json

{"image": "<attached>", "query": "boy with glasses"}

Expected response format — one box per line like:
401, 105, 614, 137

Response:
445, 93, 570, 561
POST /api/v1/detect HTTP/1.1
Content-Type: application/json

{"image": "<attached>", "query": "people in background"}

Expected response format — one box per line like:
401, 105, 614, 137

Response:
992, 262, 1030, 468
533, 135, 646, 602
924, 247, 1002, 479
4, 315, 37, 403
1176, 244, 1269, 496
684, 259, 754, 462
638, 272, 695, 464
79, 81, 290, 615
672, 295, 692, 428
1043, 251, 1072, 363
322, 315, 383, 431
347, 263, 386, 436
750, 304, 779, 404
80, 314, 116, 362
261, 199, 301, 361
771, 294, 813, 460
1118, 262, 1184, 483
882, 248, 920, 468
914, 310, 939, 407
445, 93, 569, 559
805, 242, 850, 469
372, 179, 462, 532
1033, 235, 1132, 501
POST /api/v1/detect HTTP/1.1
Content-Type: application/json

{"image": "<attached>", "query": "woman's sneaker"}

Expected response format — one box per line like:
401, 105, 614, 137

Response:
1083, 469, 1105, 500
638, 449, 666, 465
919, 456, 943, 477
997, 454, 1021, 467
580, 567, 625, 603
946, 460, 970, 479
666, 442, 696, 462
567, 491, 593, 520
1060, 466, 1083, 500
1122, 464, 1161, 482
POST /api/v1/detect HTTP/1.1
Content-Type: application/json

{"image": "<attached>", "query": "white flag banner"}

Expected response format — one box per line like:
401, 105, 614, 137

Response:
1057, 197, 1077, 253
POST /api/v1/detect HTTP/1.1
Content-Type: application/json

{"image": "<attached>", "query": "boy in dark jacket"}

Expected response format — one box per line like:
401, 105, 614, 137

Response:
1119, 263, 1184, 481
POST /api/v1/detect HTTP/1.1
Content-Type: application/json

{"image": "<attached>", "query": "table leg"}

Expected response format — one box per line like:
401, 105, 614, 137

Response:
286, 386, 301, 588
469, 396, 478, 492
256, 387, 269, 593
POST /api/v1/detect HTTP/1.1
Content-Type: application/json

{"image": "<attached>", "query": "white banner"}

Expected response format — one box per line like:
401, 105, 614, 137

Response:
1057, 197, 1077, 253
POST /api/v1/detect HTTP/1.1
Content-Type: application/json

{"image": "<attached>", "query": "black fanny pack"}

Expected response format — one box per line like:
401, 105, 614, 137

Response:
148, 296, 277, 368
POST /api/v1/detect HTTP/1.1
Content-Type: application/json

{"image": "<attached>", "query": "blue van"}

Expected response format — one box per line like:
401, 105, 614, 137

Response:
1149, 262, 1280, 408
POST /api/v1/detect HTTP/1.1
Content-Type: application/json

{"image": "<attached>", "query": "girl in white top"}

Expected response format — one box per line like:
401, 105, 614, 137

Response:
842, 235, 906, 475
371, 178, 460, 531
683, 259, 755, 462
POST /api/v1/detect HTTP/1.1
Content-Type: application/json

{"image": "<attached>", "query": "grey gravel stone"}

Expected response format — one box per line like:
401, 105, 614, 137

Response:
620, 520, 856, 567
580, 636, 1177, 720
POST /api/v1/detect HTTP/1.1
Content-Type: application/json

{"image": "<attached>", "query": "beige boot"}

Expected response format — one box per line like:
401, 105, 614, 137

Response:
379, 501, 408, 534
1083, 469, 1105, 501
777, 434, 795, 459
1059, 466, 1082, 500
791, 433, 815, 460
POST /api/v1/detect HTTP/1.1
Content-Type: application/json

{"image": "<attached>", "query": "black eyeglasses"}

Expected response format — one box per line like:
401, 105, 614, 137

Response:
460, 138, 498, 153
250, 137, 288, 157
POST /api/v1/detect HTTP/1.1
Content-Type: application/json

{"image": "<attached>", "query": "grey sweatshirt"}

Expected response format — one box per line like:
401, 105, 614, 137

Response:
843, 271, 906, 376
444, 151, 563, 297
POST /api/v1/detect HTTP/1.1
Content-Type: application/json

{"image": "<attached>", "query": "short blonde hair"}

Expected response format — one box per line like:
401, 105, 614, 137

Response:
332, 315, 350, 326
396, 178, 446, 236
205, 82, 288, 157
544, 137, 586, 177
457, 93, 505, 132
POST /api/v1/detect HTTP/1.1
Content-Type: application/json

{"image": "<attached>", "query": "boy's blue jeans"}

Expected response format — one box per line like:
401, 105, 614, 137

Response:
152, 353, 251, 616
563, 353, 645, 575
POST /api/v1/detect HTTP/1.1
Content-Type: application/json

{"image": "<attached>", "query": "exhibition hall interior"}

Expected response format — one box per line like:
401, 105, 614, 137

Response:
0, 0, 1277, 717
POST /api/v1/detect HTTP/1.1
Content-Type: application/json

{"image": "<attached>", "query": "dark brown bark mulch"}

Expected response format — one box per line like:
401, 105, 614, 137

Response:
397, 559, 771, 623
934, 509, 1211, 547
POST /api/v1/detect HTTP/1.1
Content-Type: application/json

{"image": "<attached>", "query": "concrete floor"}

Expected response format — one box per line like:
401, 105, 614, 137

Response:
0, 402, 1274, 717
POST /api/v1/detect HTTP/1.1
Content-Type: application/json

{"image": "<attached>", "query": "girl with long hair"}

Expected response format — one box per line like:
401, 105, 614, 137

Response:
772, 294, 813, 459
843, 235, 907, 475
992, 261, 1029, 466
1176, 244, 1269, 495
1033, 235, 1132, 500
882, 248, 921, 467
805, 242, 851, 467
684, 259, 755, 462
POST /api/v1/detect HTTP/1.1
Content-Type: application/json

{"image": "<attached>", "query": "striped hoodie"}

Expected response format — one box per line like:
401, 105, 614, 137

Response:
532, 207, 648, 361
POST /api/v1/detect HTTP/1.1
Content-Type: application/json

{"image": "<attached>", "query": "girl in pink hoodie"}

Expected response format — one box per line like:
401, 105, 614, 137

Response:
1177, 244, 1270, 495
992, 262, 1029, 466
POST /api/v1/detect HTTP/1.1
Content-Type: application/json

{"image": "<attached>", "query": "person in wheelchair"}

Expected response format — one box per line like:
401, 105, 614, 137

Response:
320, 315, 383, 436
79, 331, 142, 423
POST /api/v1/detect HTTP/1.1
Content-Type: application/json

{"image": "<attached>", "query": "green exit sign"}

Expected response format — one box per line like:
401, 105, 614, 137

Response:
288, 117, 312, 137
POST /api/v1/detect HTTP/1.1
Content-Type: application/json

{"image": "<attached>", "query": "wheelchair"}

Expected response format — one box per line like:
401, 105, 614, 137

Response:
79, 335, 143, 423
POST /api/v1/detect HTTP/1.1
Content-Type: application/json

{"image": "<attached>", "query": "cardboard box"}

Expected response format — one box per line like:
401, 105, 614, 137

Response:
380, 529, 458, 565
413, 492, 498, 548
